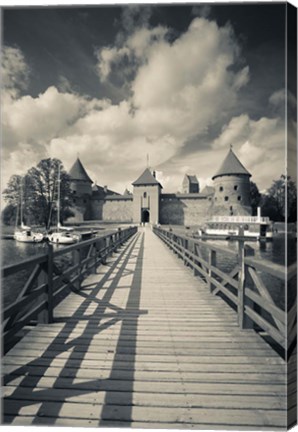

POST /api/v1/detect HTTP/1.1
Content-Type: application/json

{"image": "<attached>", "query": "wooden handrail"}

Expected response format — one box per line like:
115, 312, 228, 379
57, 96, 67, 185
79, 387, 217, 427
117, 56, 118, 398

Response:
2, 226, 137, 351
153, 225, 296, 356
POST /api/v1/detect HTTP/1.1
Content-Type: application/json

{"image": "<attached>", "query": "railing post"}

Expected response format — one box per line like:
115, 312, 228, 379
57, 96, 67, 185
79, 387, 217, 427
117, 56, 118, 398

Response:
208, 249, 216, 294
184, 238, 188, 266
72, 247, 81, 290
38, 245, 53, 324
101, 237, 107, 264
238, 240, 254, 329
47, 244, 54, 322
193, 242, 199, 276
92, 242, 97, 274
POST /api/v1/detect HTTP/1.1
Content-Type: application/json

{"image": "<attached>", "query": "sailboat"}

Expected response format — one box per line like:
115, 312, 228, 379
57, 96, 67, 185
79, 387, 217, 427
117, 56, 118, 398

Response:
47, 164, 81, 245
14, 178, 44, 243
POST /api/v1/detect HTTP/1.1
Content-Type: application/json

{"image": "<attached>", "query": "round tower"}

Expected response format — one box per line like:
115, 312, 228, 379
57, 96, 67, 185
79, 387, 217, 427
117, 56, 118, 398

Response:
212, 148, 252, 216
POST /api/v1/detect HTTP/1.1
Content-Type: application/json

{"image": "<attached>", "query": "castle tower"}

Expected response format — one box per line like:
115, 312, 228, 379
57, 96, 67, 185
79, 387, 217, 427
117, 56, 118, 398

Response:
182, 174, 199, 193
69, 158, 93, 220
69, 158, 93, 196
212, 148, 252, 215
132, 168, 162, 224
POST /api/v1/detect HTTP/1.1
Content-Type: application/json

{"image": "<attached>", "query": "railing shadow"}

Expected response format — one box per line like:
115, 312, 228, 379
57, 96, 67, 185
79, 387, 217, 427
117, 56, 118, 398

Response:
3, 231, 146, 425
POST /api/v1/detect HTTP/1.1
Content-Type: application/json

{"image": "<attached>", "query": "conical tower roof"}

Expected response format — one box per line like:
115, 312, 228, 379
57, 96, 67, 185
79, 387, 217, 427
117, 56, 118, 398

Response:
132, 168, 162, 187
212, 148, 251, 180
69, 158, 93, 183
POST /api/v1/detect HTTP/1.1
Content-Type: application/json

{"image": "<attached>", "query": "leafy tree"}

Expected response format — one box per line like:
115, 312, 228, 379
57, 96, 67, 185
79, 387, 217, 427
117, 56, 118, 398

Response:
261, 175, 297, 222
250, 181, 261, 215
2, 158, 74, 228
1, 203, 18, 226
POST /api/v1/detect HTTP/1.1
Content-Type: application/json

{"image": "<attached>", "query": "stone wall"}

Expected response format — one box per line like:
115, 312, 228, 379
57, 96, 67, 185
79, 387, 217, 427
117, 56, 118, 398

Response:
102, 197, 133, 222
160, 194, 210, 226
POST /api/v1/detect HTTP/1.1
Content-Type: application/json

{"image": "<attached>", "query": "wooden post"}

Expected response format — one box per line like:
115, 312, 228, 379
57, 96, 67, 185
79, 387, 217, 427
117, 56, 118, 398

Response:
47, 244, 54, 323
193, 242, 199, 276
184, 238, 188, 266
92, 242, 97, 274
38, 245, 53, 324
238, 240, 254, 329
72, 248, 81, 290
101, 238, 107, 264
208, 249, 216, 294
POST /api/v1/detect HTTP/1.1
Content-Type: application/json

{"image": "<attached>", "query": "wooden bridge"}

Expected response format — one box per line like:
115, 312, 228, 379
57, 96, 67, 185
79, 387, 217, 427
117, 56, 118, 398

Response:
2, 226, 296, 429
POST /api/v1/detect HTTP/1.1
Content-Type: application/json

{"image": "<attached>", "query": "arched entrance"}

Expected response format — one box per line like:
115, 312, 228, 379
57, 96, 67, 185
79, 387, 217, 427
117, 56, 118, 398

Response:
141, 209, 150, 223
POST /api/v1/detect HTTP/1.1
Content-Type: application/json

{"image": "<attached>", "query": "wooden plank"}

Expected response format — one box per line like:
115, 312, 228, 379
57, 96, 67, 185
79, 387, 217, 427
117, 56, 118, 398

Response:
3, 385, 286, 410
5, 349, 285, 365
3, 416, 287, 430
3, 363, 286, 383
2, 227, 286, 429
3, 356, 286, 373
3, 399, 287, 427
4, 374, 287, 396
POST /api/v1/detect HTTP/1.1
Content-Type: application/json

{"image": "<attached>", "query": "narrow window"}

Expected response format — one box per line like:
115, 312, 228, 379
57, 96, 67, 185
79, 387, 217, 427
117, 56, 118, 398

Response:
224, 196, 229, 201
237, 196, 241, 201
143, 192, 147, 198
219, 186, 223, 192
234, 185, 238, 191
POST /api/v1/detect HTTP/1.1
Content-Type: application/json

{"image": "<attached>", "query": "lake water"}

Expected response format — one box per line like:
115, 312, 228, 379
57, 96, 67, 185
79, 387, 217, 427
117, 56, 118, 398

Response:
1, 232, 296, 310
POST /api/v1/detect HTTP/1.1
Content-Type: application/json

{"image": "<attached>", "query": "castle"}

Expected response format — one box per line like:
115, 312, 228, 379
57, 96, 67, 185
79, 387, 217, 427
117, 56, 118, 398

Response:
68, 148, 252, 225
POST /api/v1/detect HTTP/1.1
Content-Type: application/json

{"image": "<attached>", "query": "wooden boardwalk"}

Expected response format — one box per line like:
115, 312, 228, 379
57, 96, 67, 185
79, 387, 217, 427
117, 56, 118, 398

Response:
2, 228, 288, 429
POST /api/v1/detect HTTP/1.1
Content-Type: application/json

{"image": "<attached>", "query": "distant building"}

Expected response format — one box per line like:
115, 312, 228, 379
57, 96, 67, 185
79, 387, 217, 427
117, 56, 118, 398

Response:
67, 148, 252, 225
182, 174, 199, 194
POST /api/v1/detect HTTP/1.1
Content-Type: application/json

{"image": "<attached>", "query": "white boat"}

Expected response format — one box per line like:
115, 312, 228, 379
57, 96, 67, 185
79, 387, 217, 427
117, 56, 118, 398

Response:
47, 165, 80, 245
14, 223, 44, 243
14, 180, 44, 243
200, 208, 273, 240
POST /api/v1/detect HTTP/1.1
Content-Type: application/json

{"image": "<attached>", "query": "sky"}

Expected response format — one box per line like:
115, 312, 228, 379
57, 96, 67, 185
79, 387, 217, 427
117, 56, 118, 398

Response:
1, 2, 295, 197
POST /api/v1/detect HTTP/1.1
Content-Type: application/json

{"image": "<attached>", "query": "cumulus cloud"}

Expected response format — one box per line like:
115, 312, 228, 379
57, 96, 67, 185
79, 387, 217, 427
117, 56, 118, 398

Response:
3, 16, 284, 196
2, 46, 30, 97
211, 114, 285, 188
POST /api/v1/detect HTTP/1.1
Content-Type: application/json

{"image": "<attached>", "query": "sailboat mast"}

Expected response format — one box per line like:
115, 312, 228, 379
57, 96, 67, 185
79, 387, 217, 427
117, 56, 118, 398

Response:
57, 163, 61, 231
20, 178, 23, 226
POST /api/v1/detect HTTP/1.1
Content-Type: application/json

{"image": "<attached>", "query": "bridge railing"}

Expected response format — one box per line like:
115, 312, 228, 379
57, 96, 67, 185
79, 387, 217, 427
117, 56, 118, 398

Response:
153, 226, 296, 355
2, 226, 137, 351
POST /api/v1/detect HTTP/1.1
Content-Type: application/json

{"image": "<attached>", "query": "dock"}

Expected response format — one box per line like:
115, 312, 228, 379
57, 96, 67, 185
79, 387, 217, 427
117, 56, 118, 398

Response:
2, 227, 296, 429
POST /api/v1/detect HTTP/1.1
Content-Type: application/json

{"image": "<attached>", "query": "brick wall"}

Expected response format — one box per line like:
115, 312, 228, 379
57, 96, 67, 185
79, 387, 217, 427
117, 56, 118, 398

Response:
160, 195, 210, 226
102, 198, 133, 222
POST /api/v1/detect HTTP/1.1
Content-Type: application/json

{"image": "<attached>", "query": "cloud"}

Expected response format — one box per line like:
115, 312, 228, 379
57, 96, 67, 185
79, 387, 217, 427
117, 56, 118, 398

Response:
2, 46, 30, 97
4, 16, 283, 196
211, 114, 285, 188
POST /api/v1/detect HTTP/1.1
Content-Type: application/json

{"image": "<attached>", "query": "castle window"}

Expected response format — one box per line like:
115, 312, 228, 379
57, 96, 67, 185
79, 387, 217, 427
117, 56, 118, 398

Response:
208, 197, 212, 201
143, 192, 147, 198
234, 185, 238, 191
219, 186, 223, 192
237, 196, 241, 201
224, 196, 229, 201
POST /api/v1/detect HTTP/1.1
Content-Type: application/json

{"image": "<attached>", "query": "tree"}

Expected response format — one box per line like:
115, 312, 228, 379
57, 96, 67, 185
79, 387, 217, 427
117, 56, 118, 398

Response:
2, 158, 74, 228
250, 181, 261, 215
1, 203, 18, 226
261, 175, 297, 222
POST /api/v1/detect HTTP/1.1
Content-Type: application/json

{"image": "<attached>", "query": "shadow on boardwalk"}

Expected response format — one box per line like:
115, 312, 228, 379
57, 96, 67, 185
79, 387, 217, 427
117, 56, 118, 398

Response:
3, 232, 145, 426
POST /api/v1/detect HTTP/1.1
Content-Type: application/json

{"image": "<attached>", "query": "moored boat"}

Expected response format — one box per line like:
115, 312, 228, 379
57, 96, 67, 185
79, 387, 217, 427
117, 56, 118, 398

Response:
199, 209, 273, 241
14, 223, 44, 243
